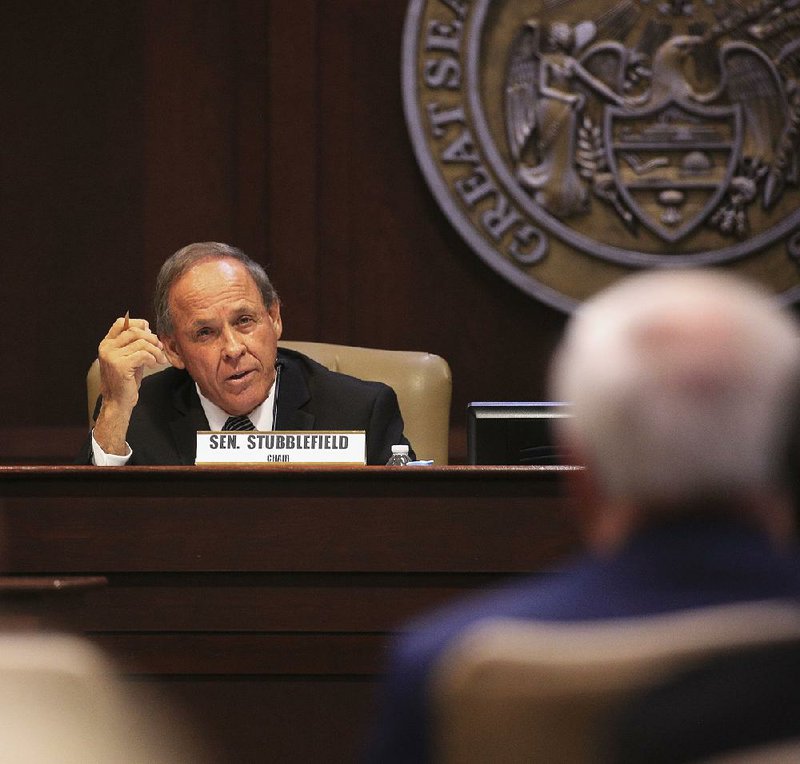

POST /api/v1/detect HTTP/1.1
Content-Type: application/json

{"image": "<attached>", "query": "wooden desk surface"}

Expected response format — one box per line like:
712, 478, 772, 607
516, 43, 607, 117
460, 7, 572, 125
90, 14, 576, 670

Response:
0, 466, 581, 763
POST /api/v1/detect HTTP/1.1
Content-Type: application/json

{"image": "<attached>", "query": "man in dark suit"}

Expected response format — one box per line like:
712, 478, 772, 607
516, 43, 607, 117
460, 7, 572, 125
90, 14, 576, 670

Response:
366, 270, 800, 763
83, 242, 412, 465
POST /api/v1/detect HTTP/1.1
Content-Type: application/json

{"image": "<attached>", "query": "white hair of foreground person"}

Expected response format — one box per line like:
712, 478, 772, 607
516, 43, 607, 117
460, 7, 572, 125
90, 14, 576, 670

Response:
549, 270, 800, 507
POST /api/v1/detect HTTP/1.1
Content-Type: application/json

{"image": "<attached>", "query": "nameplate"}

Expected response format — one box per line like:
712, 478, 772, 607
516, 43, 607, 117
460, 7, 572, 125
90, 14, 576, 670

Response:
195, 431, 366, 465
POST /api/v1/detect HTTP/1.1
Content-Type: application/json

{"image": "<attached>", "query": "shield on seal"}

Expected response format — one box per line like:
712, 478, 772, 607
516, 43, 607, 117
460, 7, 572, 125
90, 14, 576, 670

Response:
604, 99, 742, 244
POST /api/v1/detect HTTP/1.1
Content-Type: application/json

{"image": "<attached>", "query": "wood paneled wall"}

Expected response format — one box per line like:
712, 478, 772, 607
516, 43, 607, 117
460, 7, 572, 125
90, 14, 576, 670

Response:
0, 1, 565, 463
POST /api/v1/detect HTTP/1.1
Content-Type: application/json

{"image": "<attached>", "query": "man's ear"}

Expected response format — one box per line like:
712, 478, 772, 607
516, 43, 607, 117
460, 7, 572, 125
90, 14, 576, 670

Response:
560, 445, 638, 556
268, 301, 283, 340
160, 335, 186, 369
558, 440, 607, 542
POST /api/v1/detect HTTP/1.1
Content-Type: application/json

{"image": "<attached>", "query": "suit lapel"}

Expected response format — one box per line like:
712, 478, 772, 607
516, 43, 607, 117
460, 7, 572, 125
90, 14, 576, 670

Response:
275, 353, 315, 431
168, 373, 209, 465
163, 355, 313, 463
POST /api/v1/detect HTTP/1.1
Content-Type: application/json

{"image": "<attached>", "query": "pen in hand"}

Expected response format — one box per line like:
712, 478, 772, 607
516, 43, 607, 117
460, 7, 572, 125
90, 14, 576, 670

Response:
122, 311, 130, 331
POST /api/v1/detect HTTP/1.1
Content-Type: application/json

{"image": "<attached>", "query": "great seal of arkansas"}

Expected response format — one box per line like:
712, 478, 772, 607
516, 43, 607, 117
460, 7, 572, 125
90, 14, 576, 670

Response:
402, 0, 800, 311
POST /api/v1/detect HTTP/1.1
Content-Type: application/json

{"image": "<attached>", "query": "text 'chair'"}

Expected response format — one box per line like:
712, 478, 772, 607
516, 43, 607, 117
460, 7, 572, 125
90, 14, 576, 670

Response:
87, 340, 452, 464
430, 602, 800, 764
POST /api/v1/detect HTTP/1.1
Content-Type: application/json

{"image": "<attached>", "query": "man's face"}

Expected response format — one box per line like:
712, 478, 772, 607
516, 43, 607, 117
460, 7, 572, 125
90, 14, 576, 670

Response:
161, 257, 282, 416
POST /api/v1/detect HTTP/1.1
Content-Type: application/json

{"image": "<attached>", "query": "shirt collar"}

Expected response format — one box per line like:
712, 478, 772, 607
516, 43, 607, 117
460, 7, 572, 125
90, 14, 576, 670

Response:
196, 380, 277, 431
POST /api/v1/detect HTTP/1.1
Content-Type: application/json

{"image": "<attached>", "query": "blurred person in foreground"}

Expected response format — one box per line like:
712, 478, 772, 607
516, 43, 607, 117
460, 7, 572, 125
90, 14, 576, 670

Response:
367, 269, 800, 763
79, 242, 412, 465
604, 376, 800, 764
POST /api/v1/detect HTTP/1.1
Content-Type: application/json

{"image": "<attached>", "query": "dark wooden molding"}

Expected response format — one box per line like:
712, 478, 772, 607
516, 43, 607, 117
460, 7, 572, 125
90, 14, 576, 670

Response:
0, 466, 579, 761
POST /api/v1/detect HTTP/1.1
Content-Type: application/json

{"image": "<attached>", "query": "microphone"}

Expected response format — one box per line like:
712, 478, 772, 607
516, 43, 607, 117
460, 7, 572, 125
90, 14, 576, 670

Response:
272, 360, 283, 429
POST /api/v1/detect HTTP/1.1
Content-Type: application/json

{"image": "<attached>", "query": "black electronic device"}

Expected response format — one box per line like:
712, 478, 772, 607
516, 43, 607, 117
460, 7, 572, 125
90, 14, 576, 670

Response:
466, 401, 571, 465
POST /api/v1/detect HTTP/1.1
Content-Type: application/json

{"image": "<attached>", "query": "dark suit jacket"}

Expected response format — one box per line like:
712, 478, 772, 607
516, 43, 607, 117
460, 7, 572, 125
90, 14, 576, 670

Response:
80, 347, 413, 465
366, 518, 800, 763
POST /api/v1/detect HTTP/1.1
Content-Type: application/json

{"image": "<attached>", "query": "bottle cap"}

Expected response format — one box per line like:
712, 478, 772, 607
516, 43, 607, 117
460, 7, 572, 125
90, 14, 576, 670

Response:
391, 445, 409, 454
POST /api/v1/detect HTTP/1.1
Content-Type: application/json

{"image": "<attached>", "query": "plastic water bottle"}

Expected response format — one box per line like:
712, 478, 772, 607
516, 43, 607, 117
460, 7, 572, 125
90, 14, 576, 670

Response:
386, 444, 411, 466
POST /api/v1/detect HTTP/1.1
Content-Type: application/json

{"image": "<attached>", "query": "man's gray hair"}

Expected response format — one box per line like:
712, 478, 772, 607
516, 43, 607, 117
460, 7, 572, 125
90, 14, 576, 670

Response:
153, 242, 279, 336
549, 269, 800, 507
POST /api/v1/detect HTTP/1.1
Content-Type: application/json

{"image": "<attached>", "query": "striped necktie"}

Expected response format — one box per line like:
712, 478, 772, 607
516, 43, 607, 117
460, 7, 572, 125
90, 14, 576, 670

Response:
222, 415, 255, 431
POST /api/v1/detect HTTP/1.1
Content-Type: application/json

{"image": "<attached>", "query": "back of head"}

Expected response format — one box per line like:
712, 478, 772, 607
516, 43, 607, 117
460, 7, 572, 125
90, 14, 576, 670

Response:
549, 270, 800, 509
